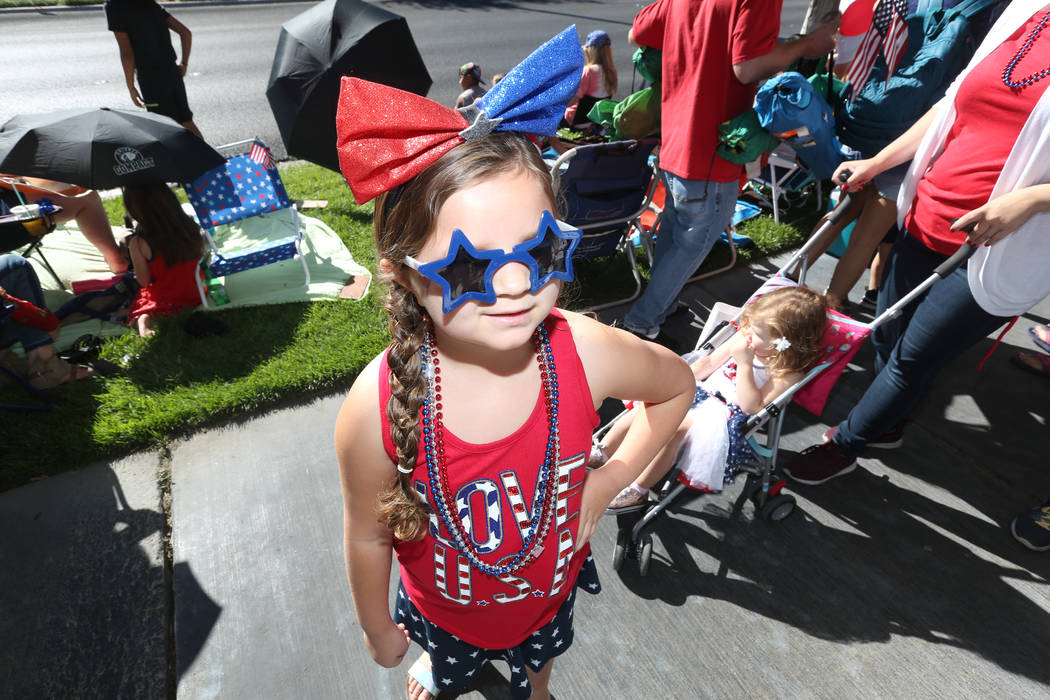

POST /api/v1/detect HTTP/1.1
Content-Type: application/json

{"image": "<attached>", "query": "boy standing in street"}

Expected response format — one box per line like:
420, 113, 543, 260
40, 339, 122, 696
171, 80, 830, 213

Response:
105, 0, 204, 139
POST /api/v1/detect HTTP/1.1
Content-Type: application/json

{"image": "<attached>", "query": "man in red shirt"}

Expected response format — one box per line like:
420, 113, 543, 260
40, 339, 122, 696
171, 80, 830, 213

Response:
622, 0, 838, 342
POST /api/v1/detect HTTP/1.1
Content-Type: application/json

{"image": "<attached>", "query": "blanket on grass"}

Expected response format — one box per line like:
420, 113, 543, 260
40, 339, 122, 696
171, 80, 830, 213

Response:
25, 207, 372, 351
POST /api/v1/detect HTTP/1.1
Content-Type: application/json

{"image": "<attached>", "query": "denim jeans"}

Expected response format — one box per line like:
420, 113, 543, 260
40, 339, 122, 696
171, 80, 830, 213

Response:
623, 172, 738, 336
0, 254, 53, 352
833, 233, 1012, 455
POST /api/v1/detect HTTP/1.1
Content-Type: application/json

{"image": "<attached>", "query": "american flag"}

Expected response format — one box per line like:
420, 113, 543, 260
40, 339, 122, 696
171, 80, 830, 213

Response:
844, 0, 909, 100
248, 140, 276, 170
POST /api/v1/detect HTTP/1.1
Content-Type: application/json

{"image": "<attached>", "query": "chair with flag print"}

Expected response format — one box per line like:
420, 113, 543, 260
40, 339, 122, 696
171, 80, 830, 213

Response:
182, 138, 309, 306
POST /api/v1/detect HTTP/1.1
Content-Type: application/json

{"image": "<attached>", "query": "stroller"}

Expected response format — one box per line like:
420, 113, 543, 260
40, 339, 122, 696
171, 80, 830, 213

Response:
600, 191, 976, 575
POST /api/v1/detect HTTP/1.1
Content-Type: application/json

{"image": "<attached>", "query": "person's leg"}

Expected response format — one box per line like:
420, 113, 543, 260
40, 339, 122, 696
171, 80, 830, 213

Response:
826, 194, 896, 310
800, 185, 869, 274
51, 190, 127, 273
833, 266, 1012, 454
135, 312, 155, 338
622, 173, 737, 336
525, 659, 553, 700
870, 233, 947, 374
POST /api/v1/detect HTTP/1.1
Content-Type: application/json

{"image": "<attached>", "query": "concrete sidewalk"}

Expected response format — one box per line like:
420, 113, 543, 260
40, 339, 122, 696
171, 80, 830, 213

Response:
2, 248, 1048, 698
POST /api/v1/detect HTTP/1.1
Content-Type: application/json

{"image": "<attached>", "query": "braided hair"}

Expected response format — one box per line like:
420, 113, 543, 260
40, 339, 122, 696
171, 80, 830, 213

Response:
372, 132, 557, 541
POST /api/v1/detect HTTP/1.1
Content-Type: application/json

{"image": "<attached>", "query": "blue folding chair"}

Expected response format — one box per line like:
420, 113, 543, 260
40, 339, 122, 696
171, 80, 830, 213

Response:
182, 139, 309, 306
550, 138, 660, 311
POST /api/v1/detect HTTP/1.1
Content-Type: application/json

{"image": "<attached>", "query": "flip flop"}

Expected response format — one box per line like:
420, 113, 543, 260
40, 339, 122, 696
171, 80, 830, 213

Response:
1028, 324, 1050, 354
1010, 351, 1050, 380
406, 654, 439, 700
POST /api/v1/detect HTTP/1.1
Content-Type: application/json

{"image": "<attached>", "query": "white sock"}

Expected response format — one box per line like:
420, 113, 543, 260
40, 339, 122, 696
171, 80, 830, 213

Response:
628, 483, 647, 495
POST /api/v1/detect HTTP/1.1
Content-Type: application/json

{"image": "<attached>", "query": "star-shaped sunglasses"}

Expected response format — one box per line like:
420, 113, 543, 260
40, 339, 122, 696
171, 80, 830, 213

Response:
404, 210, 582, 313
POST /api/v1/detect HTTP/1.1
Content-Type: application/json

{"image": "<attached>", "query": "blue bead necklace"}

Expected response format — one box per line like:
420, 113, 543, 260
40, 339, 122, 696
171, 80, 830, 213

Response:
419, 323, 560, 577
1002, 11, 1050, 89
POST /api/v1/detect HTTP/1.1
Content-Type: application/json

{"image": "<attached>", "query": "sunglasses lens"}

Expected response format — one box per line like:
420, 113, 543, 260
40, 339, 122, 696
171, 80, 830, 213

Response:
530, 226, 572, 277
436, 245, 492, 302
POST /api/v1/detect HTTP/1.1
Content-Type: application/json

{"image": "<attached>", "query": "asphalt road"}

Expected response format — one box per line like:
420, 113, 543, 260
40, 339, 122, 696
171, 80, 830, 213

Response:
0, 0, 811, 162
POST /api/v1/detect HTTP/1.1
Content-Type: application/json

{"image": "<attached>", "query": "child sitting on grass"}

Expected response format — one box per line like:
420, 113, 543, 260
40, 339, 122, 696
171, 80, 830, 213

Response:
122, 184, 204, 337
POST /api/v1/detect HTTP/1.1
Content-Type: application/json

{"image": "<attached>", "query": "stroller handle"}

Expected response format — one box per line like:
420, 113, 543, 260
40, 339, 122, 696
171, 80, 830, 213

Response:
934, 241, 976, 278
827, 168, 855, 225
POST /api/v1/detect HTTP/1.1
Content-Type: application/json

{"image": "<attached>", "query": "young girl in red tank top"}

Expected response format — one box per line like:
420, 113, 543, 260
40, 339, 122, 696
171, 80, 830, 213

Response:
333, 28, 695, 700
122, 184, 203, 337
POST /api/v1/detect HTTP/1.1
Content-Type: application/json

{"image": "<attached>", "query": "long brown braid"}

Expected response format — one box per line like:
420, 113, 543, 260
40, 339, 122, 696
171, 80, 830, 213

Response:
372, 132, 557, 542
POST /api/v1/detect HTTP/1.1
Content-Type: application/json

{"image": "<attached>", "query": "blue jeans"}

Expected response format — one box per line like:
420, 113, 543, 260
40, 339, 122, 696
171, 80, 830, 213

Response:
0, 254, 53, 352
623, 172, 738, 336
833, 233, 1012, 455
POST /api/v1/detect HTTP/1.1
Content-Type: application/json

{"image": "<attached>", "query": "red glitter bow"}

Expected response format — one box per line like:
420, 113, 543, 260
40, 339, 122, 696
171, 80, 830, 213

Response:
335, 78, 469, 204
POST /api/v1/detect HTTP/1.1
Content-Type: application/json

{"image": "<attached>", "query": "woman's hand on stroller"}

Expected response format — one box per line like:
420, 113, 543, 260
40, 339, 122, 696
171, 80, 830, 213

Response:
952, 185, 1050, 247
833, 159, 880, 192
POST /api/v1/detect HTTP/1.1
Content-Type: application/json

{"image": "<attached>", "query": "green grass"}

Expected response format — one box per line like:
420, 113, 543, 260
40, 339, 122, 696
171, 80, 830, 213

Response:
0, 163, 821, 492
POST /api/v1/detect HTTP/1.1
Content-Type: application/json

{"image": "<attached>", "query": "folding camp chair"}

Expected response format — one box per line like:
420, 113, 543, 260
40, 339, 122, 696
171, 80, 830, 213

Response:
182, 139, 309, 307
0, 178, 65, 289
550, 138, 660, 311
742, 144, 823, 224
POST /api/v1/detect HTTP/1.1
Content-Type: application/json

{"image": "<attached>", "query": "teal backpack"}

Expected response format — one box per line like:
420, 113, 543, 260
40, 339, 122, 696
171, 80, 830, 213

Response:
837, 0, 1002, 156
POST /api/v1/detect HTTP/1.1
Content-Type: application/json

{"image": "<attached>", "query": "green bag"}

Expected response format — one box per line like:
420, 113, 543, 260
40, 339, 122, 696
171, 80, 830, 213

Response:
589, 85, 661, 141
632, 46, 661, 85
716, 109, 780, 164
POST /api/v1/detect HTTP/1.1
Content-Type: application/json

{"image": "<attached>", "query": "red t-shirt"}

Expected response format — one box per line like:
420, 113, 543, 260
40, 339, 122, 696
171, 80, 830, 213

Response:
632, 0, 781, 182
906, 11, 1050, 254
380, 310, 599, 649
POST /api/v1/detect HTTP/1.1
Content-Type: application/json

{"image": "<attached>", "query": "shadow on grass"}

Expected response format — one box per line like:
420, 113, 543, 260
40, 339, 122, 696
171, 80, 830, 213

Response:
120, 303, 311, 390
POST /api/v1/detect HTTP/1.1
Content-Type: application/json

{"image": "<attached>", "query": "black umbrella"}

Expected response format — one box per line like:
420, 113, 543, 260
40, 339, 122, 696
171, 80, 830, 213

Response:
266, 0, 432, 172
0, 108, 225, 189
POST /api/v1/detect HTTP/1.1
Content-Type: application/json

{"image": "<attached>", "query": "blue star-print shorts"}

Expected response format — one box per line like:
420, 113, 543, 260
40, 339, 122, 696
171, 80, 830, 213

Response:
394, 553, 600, 699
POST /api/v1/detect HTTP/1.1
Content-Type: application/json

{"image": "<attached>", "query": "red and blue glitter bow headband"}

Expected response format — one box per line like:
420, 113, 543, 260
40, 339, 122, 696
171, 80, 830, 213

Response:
335, 26, 584, 203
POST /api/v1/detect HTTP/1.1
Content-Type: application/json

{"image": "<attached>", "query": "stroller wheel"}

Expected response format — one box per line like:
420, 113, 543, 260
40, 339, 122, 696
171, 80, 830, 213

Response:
638, 535, 654, 577
760, 493, 796, 522
612, 530, 627, 571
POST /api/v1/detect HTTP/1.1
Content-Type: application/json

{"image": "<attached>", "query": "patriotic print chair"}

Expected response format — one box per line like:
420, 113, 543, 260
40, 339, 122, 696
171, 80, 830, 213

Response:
182, 139, 309, 306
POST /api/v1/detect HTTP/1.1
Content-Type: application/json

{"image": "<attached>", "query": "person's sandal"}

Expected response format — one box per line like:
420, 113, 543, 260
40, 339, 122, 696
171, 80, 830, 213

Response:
1011, 351, 1050, 380
28, 354, 95, 390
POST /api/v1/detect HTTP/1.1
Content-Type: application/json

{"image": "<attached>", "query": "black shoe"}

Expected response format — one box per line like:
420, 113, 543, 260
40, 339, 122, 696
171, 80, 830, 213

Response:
858, 288, 878, 314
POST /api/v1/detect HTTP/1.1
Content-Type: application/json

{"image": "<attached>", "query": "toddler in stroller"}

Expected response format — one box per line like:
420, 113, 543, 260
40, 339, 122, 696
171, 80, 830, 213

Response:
598, 286, 828, 513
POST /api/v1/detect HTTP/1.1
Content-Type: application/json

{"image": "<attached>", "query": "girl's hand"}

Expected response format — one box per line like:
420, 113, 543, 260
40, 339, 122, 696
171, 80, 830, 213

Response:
833, 158, 880, 192
575, 468, 620, 552
952, 190, 1037, 247
365, 621, 411, 668
730, 333, 755, 366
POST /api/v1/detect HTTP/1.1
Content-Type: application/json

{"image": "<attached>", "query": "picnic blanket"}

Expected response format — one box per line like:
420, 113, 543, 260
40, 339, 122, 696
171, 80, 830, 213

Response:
25, 206, 372, 351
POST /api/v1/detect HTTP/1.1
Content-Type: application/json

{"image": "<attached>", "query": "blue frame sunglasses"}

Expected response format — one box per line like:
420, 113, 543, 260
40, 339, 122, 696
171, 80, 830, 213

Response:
404, 210, 582, 313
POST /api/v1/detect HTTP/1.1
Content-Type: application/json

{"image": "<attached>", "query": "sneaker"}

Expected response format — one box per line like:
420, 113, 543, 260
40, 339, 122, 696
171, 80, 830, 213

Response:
783, 441, 857, 485
604, 485, 649, 515
1011, 499, 1050, 551
858, 288, 879, 314
822, 422, 904, 449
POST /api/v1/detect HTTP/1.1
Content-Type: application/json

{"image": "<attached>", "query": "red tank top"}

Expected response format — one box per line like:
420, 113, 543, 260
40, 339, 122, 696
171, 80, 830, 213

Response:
905, 12, 1050, 254
379, 310, 599, 649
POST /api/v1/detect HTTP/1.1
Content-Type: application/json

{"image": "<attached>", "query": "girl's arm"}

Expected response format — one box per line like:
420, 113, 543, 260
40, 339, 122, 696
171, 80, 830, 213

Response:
334, 355, 411, 668
564, 310, 696, 550
128, 235, 152, 287
689, 330, 737, 381
730, 334, 804, 415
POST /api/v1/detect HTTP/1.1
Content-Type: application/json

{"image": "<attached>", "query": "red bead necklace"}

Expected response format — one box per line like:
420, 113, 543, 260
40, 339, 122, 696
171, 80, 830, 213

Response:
419, 323, 561, 576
